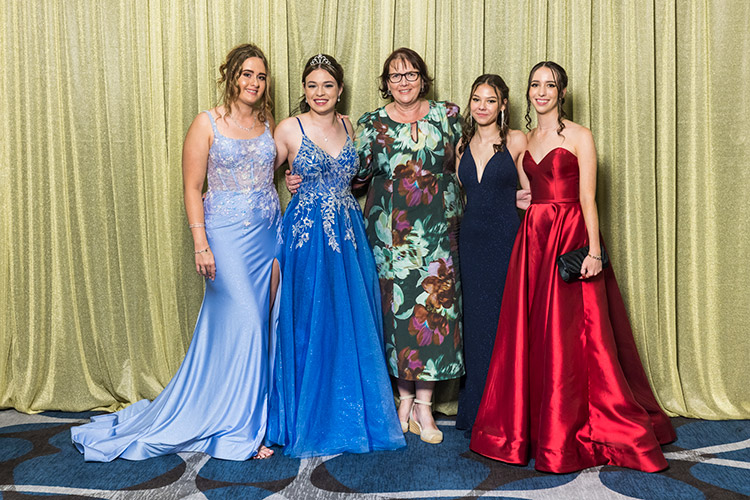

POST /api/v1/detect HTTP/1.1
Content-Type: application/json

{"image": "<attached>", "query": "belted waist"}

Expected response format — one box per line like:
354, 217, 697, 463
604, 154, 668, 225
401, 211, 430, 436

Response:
531, 197, 579, 204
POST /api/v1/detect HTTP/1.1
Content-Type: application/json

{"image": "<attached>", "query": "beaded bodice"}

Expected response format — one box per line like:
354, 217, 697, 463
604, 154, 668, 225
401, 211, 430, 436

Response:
288, 118, 360, 252
202, 111, 280, 230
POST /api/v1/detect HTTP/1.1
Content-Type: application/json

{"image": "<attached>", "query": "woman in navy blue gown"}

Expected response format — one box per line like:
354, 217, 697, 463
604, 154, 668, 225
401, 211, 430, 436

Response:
267, 54, 405, 457
71, 44, 280, 461
455, 75, 530, 432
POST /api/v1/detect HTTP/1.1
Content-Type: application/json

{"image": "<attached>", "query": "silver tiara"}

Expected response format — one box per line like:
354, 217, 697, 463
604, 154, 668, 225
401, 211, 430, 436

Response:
309, 54, 331, 66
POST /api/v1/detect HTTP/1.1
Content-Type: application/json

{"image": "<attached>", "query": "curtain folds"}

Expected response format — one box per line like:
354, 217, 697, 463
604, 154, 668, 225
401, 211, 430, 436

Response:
2, 0, 748, 418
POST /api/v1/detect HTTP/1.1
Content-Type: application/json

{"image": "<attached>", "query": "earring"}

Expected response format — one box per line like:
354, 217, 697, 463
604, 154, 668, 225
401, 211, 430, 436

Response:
387, 89, 392, 96
500, 109, 505, 125
337, 96, 340, 102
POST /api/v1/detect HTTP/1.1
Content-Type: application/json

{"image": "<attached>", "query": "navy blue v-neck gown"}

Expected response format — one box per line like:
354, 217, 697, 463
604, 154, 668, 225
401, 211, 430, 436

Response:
456, 145, 520, 431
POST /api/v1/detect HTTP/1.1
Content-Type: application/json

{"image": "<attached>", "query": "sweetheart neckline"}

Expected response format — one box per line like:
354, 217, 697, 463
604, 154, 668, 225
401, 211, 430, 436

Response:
524, 147, 577, 165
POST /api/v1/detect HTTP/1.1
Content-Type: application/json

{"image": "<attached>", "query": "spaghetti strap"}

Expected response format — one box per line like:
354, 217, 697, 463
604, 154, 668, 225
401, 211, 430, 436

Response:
341, 118, 350, 137
295, 117, 306, 135
204, 110, 219, 135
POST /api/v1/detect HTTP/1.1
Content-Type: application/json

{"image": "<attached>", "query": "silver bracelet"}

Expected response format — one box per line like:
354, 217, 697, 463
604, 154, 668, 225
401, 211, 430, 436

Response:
189, 223, 205, 229
587, 253, 603, 261
194, 247, 210, 254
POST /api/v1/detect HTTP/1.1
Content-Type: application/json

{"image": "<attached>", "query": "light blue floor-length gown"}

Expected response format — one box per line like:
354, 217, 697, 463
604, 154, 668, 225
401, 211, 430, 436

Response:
71, 111, 281, 461
267, 118, 405, 457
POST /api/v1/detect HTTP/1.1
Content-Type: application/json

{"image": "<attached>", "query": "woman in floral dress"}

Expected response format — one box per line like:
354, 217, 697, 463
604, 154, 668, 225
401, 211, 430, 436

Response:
354, 47, 463, 444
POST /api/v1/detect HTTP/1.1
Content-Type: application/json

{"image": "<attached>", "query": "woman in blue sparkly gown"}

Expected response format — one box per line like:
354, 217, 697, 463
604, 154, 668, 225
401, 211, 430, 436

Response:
71, 44, 281, 461
267, 54, 405, 457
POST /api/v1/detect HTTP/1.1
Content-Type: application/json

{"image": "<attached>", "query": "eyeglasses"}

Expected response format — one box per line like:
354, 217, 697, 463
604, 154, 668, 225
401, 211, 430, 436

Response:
388, 71, 420, 84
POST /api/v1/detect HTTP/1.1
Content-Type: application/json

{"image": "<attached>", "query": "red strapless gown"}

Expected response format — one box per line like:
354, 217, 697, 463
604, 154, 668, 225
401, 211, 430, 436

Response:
470, 148, 675, 473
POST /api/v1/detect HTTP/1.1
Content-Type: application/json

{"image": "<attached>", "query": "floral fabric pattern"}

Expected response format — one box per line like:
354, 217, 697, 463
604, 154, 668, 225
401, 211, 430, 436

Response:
288, 133, 360, 253
355, 101, 464, 381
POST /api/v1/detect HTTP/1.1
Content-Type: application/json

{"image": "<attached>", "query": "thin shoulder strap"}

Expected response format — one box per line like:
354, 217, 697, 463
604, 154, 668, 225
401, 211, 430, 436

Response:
341, 118, 350, 138
295, 116, 305, 135
203, 110, 219, 135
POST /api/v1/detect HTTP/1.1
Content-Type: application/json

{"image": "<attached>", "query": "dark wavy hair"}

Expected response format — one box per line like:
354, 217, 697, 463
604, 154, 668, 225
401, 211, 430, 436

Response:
459, 74, 510, 156
298, 53, 344, 113
217, 43, 272, 123
378, 47, 433, 99
525, 61, 568, 134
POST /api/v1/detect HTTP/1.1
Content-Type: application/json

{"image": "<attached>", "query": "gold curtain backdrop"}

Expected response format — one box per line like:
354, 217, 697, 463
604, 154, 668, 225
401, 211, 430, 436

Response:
1, 0, 748, 418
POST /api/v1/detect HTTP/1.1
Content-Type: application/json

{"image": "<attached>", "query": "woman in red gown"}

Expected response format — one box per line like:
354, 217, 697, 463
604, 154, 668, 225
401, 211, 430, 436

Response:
470, 61, 675, 473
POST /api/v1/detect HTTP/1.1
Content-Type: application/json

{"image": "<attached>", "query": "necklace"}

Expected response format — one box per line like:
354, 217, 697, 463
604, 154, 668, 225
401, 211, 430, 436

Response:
318, 119, 338, 142
227, 113, 257, 133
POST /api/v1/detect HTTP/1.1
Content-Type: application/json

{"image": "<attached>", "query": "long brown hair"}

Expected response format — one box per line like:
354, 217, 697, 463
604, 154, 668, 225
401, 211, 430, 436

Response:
459, 74, 510, 155
218, 43, 272, 123
298, 53, 344, 114
525, 61, 567, 134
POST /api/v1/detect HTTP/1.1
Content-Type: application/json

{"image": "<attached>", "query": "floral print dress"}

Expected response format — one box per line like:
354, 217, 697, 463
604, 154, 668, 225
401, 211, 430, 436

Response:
355, 101, 464, 382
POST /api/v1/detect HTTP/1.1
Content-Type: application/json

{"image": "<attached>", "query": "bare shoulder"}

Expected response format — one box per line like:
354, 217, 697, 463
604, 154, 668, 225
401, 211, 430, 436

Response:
190, 109, 212, 129
563, 120, 592, 140
507, 129, 527, 147
186, 110, 213, 142
274, 116, 300, 139
562, 121, 596, 158
267, 114, 276, 132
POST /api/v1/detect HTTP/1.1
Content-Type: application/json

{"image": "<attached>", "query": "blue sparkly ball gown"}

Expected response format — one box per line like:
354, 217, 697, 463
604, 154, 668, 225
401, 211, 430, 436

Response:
267, 117, 406, 457
71, 111, 281, 461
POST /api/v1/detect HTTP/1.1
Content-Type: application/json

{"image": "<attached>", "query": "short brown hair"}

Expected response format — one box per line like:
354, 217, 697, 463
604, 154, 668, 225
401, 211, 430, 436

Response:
378, 47, 433, 99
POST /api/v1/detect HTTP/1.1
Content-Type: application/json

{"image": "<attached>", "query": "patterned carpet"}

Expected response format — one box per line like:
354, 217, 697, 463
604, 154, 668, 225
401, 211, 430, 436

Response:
1, 410, 748, 499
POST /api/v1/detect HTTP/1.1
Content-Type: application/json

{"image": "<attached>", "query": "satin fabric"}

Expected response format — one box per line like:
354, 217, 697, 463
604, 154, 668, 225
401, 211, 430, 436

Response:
71, 115, 281, 461
456, 146, 520, 431
267, 120, 405, 458
470, 148, 675, 473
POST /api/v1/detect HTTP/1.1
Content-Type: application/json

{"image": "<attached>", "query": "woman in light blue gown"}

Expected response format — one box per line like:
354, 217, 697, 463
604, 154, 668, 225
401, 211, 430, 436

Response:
267, 54, 405, 457
71, 44, 281, 461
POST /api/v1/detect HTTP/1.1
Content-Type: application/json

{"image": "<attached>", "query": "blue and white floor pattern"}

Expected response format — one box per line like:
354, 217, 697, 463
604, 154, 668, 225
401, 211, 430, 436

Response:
0, 411, 748, 499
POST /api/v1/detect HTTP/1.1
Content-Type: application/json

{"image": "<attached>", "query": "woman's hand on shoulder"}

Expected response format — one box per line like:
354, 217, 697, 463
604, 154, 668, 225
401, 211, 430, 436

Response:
444, 101, 460, 117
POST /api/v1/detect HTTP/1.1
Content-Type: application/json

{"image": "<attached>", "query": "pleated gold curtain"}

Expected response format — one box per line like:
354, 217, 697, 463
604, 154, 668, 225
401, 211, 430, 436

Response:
1, 0, 748, 418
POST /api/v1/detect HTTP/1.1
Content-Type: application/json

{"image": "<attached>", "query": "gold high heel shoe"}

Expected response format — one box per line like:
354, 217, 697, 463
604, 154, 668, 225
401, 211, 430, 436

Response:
398, 394, 415, 433
408, 398, 443, 444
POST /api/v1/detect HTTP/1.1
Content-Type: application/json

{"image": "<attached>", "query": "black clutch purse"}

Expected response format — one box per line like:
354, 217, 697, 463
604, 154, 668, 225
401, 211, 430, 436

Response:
557, 246, 609, 282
